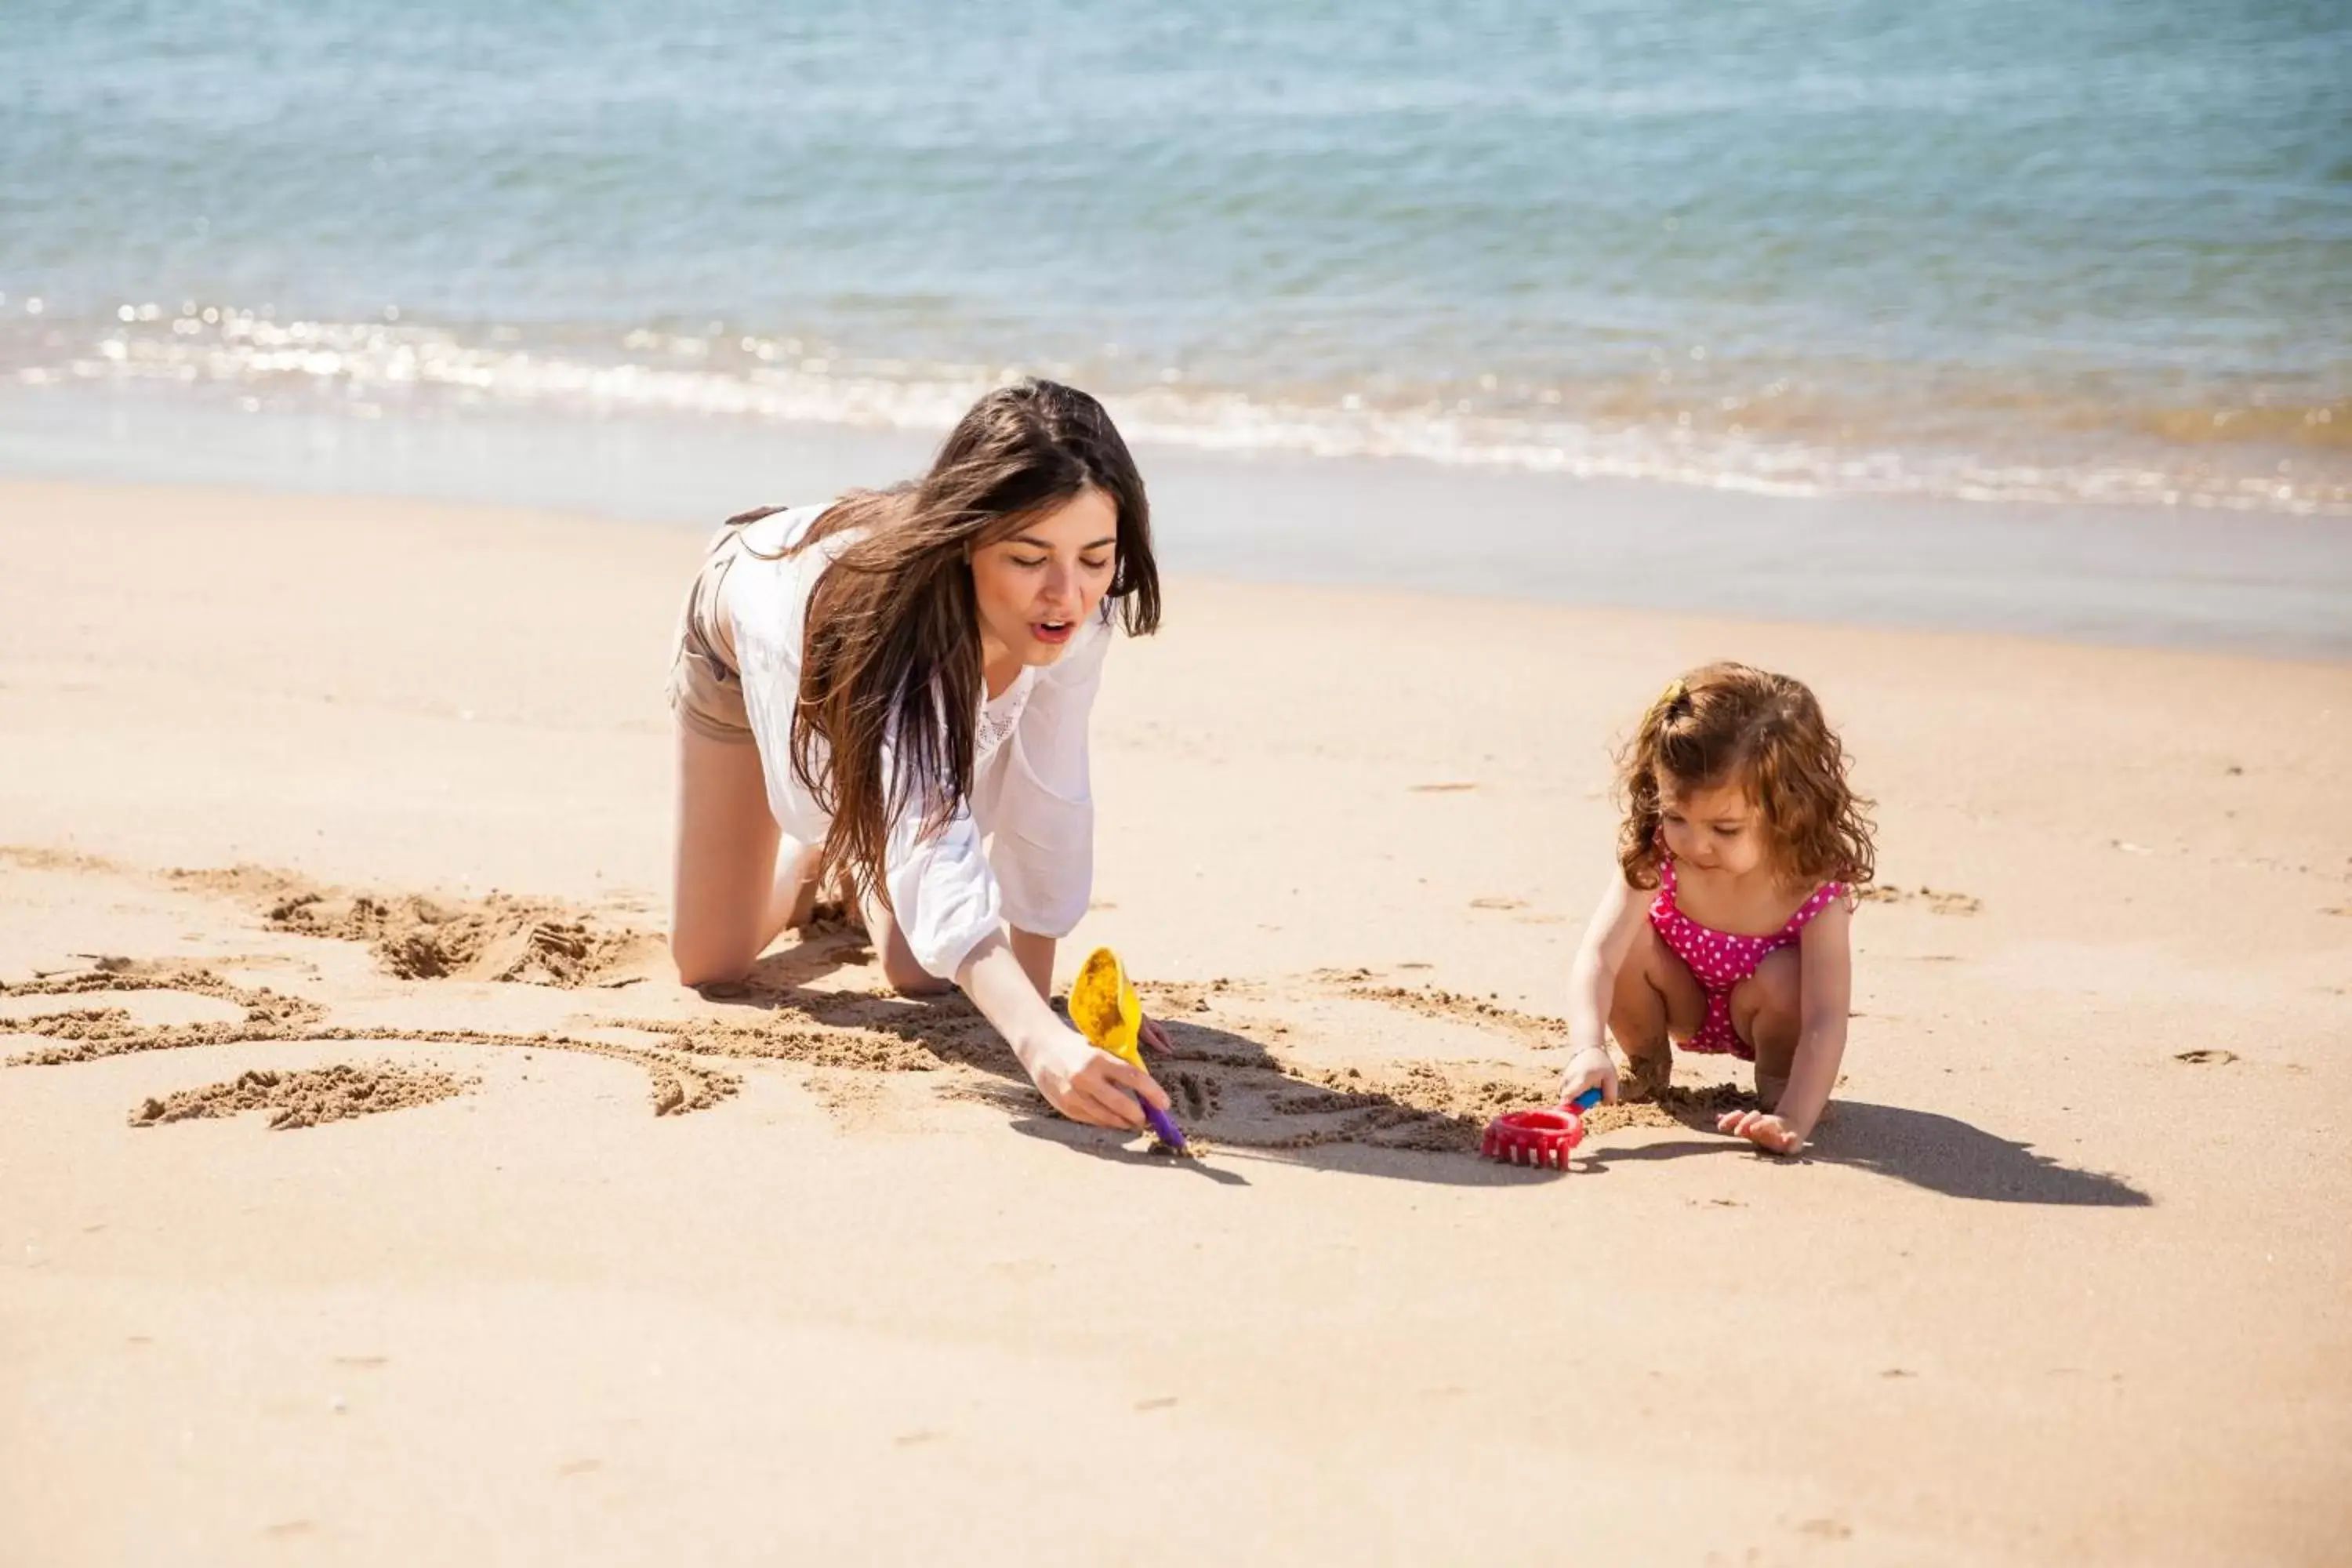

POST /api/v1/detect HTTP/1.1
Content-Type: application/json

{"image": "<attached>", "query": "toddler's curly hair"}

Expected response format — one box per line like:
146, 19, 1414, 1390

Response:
1617, 661, 1875, 892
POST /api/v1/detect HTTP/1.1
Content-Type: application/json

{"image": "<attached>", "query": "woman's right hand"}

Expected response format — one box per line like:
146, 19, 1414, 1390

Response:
1559, 1043, 1620, 1106
1025, 1025, 1173, 1131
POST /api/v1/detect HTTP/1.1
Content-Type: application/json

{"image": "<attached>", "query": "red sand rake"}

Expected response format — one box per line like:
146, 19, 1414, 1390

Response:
1479, 1087, 1605, 1170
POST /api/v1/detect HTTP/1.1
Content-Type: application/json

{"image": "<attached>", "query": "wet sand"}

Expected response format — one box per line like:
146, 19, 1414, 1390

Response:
5, 386, 2349, 657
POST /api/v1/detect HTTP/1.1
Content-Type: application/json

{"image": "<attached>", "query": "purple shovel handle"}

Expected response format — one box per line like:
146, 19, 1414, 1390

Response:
1141, 1099, 1189, 1150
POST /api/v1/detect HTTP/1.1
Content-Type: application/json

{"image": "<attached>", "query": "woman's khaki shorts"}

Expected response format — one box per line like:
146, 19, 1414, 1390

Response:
664, 526, 754, 743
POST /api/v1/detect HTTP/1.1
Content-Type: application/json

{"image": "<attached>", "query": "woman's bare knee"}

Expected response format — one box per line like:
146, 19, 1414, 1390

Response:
858, 891, 956, 998
887, 971, 954, 999
670, 927, 755, 990
879, 943, 953, 997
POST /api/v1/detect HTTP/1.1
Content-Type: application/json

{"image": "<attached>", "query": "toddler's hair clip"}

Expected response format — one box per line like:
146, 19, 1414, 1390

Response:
1654, 677, 1687, 715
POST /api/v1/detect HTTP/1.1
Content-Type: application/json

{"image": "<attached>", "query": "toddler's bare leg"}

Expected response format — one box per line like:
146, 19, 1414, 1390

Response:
1731, 947, 1803, 1112
1609, 919, 1704, 1101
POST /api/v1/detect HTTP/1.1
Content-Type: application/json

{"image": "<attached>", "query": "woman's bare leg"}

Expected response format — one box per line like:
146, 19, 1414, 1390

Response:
670, 724, 811, 987
1607, 918, 1705, 1101
856, 887, 955, 998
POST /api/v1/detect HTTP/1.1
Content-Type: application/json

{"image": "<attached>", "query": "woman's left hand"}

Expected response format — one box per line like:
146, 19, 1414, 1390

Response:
1718, 1109, 1805, 1156
1138, 1014, 1173, 1054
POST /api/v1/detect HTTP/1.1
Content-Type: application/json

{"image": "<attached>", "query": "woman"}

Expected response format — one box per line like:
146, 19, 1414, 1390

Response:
666, 379, 1173, 1132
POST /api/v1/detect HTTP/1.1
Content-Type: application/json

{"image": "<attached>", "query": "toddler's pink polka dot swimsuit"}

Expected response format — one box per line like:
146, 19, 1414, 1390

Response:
1650, 854, 1844, 1061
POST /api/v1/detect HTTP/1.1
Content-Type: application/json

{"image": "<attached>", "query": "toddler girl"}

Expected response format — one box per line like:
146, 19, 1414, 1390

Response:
1560, 662, 1875, 1155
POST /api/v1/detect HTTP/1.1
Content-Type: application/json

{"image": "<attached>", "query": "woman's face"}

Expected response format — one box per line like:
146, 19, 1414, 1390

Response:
970, 487, 1120, 669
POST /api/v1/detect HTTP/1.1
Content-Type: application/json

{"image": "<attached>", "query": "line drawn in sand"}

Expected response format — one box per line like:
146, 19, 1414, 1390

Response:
2, 960, 737, 1116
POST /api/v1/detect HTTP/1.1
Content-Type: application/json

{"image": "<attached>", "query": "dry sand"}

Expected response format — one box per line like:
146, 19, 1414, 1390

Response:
2, 480, 2347, 1564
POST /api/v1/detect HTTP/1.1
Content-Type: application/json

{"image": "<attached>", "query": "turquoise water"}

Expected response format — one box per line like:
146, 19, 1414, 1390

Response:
4, 0, 2349, 512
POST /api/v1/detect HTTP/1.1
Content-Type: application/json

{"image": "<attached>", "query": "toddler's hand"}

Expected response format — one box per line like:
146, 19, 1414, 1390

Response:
1559, 1044, 1619, 1106
1718, 1109, 1803, 1155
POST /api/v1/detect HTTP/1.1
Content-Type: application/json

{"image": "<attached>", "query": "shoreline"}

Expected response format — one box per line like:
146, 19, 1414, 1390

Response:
4, 383, 2347, 661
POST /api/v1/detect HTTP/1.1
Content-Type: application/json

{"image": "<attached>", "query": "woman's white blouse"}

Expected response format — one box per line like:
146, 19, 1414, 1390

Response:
724, 504, 1107, 980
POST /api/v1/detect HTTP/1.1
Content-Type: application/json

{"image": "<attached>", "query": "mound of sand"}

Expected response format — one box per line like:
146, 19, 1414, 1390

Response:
169, 866, 657, 986
129, 1061, 475, 1131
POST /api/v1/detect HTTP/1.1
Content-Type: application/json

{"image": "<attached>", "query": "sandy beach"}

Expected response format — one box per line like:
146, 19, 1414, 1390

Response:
3, 478, 2348, 1564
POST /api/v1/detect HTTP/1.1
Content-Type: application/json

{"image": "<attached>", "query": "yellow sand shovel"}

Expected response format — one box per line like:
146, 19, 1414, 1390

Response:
1068, 946, 1188, 1151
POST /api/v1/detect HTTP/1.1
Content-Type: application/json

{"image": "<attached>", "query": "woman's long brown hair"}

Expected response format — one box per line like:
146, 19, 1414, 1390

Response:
763, 379, 1159, 913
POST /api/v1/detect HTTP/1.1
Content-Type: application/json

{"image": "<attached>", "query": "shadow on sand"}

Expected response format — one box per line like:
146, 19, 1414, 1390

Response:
706, 930, 2151, 1205
688, 937, 1576, 1189
1582, 1097, 2151, 1206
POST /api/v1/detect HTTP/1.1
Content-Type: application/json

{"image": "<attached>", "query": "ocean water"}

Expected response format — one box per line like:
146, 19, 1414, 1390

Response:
2, 0, 2349, 515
